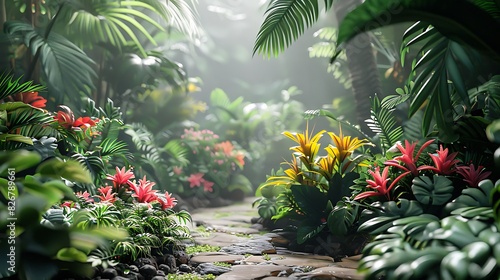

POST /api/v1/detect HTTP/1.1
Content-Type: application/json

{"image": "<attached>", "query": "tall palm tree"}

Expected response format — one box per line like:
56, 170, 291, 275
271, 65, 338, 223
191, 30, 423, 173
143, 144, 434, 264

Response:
253, 0, 381, 135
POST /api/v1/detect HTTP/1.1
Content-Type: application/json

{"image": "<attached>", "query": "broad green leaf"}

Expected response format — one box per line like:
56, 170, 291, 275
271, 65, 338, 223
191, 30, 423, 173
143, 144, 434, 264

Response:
411, 175, 454, 205
56, 248, 88, 263
0, 150, 41, 176
337, 0, 500, 60
36, 158, 92, 183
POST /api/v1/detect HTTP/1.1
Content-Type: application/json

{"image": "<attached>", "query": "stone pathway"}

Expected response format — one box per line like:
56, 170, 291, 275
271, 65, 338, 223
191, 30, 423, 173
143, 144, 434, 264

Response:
189, 197, 363, 279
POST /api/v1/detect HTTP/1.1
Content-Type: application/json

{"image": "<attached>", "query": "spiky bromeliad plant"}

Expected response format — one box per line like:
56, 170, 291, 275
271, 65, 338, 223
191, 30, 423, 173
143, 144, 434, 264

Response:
0, 150, 127, 280
254, 122, 374, 246
62, 166, 192, 263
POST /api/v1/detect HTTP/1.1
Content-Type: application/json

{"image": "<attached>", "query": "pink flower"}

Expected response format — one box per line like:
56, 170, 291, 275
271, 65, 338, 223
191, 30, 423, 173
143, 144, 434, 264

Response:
385, 139, 434, 177
158, 192, 177, 210
173, 166, 183, 175
202, 180, 214, 192
354, 166, 408, 201
61, 201, 76, 208
456, 164, 492, 188
188, 173, 205, 188
107, 167, 135, 190
420, 145, 460, 175
96, 186, 116, 204
76, 191, 94, 203
235, 152, 245, 167
130, 176, 158, 203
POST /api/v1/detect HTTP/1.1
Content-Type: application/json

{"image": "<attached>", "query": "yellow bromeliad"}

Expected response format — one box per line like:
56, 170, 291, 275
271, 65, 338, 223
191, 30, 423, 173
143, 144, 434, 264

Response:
322, 127, 373, 175
282, 123, 326, 169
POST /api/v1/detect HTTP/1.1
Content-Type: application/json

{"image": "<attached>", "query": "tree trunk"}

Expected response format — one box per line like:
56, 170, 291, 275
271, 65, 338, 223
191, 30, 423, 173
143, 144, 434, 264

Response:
0, 0, 6, 30
334, 0, 381, 136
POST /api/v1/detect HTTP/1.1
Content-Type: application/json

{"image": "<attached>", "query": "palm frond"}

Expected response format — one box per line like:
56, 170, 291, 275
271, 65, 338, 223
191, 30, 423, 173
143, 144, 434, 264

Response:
140, 0, 202, 39
162, 139, 189, 166
402, 24, 478, 141
0, 72, 45, 100
253, 0, 334, 57
5, 21, 96, 106
365, 95, 403, 154
100, 138, 132, 160
62, 0, 165, 57
336, 0, 500, 60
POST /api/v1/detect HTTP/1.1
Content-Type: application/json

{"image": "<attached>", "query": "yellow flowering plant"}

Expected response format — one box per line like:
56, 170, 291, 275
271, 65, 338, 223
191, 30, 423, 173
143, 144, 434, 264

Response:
254, 124, 374, 244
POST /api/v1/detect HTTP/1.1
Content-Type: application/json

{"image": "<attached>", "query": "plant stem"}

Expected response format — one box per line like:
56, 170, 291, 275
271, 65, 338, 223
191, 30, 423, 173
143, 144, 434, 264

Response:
0, 0, 6, 30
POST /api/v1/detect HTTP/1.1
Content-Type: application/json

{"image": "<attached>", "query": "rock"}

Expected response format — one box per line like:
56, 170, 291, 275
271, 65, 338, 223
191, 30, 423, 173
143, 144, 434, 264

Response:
129, 265, 139, 273
150, 277, 165, 280
156, 270, 165, 277
220, 239, 276, 255
158, 264, 171, 274
178, 264, 192, 273
122, 273, 138, 280
195, 263, 232, 275
190, 252, 243, 265
134, 258, 156, 268
174, 250, 189, 265
165, 254, 177, 270
101, 268, 118, 279
111, 277, 129, 280
139, 264, 157, 279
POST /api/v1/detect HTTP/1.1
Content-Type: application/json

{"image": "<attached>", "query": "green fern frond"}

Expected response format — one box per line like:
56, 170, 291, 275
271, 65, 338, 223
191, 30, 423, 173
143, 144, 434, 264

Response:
365, 95, 403, 154
0, 72, 45, 100
254, 0, 334, 57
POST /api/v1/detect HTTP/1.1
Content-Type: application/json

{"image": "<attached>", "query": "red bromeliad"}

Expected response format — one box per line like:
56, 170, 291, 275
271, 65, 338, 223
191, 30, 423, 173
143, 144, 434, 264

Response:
96, 186, 117, 204
456, 164, 492, 188
157, 192, 177, 210
419, 145, 460, 175
354, 166, 408, 201
107, 167, 135, 191
130, 176, 158, 203
385, 139, 435, 177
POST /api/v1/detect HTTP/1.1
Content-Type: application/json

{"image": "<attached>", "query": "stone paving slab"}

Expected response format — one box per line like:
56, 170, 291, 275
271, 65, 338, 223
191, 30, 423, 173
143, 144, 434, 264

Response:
189, 198, 361, 279
290, 266, 365, 280
245, 254, 335, 267
193, 231, 250, 247
215, 264, 291, 280
190, 252, 243, 265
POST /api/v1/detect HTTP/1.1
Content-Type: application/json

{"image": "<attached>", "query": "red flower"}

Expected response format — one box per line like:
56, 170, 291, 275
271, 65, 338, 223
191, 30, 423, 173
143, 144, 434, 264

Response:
54, 105, 75, 129
107, 167, 135, 190
187, 173, 205, 188
96, 186, 116, 204
419, 145, 460, 175
61, 201, 77, 208
354, 166, 408, 201
130, 176, 158, 203
158, 192, 177, 210
13, 91, 47, 108
74, 116, 99, 130
76, 191, 94, 203
385, 139, 434, 177
202, 179, 214, 192
456, 164, 492, 188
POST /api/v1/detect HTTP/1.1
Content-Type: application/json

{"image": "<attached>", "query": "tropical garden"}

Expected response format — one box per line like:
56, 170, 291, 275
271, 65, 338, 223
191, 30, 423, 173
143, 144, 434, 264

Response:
1, 0, 500, 279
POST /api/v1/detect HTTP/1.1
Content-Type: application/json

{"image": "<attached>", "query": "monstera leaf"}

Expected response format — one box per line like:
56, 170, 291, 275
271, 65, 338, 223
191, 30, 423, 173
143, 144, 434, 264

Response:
411, 175, 454, 205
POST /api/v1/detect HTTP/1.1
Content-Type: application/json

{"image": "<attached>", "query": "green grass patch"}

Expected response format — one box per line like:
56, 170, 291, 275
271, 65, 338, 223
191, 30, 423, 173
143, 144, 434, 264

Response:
167, 274, 216, 280
185, 244, 221, 254
213, 262, 232, 268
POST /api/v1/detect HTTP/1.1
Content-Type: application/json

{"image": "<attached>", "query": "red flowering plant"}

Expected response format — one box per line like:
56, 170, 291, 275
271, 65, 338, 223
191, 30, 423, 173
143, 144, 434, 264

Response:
353, 139, 495, 230
60, 166, 189, 262
166, 128, 251, 199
